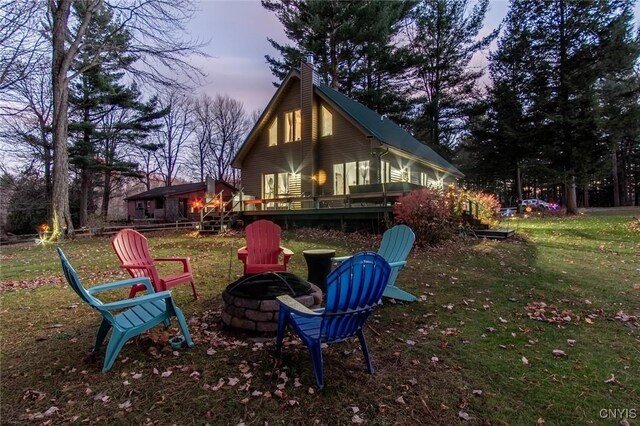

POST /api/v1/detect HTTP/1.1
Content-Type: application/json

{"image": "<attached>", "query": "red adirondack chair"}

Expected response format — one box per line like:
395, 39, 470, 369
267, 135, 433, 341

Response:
237, 220, 294, 275
111, 229, 198, 300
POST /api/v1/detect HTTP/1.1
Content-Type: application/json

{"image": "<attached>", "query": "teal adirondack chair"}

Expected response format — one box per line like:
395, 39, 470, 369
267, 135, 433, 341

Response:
57, 248, 194, 372
334, 225, 416, 302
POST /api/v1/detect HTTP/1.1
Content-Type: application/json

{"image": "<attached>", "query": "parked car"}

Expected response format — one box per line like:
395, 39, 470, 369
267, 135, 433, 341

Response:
521, 199, 549, 210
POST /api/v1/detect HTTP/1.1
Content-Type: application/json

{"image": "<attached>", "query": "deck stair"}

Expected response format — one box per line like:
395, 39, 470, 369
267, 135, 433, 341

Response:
199, 189, 242, 234
463, 200, 515, 239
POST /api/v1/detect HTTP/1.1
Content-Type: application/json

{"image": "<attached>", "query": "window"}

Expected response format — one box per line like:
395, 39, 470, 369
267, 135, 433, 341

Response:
263, 174, 275, 199
358, 161, 370, 185
268, 118, 278, 146
401, 167, 410, 182
380, 161, 391, 183
333, 164, 344, 195
420, 172, 428, 186
285, 109, 301, 142
345, 162, 357, 192
155, 197, 164, 209
334, 160, 369, 195
277, 172, 289, 196
428, 178, 444, 190
321, 105, 332, 136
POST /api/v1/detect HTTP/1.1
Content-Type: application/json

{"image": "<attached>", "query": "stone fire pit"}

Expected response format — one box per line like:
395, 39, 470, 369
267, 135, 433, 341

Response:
221, 272, 323, 332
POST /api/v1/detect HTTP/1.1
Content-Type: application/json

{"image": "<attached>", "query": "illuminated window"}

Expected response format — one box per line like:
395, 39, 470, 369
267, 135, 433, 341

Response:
334, 161, 369, 195
268, 118, 277, 146
285, 109, 301, 142
321, 105, 332, 136
401, 166, 410, 182
358, 161, 370, 185
277, 172, 289, 196
333, 164, 344, 195
380, 161, 391, 183
263, 174, 275, 199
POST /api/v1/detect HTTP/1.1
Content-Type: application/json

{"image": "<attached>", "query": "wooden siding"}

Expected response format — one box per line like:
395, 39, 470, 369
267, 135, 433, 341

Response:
239, 72, 458, 200
317, 102, 376, 195
240, 80, 310, 197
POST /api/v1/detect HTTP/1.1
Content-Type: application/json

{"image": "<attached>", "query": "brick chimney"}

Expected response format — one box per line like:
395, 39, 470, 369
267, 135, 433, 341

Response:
300, 55, 319, 197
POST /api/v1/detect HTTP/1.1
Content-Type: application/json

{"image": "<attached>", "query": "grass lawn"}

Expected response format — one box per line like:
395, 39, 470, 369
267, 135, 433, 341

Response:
1, 208, 638, 425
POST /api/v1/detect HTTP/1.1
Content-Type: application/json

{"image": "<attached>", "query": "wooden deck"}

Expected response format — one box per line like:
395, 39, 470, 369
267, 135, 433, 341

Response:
240, 206, 394, 233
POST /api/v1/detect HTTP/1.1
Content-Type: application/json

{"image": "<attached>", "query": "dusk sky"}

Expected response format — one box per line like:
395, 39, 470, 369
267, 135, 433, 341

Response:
187, 0, 640, 115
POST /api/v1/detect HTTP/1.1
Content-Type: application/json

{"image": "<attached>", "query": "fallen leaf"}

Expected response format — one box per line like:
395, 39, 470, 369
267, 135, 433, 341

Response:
604, 374, 616, 384
472, 389, 483, 396
288, 399, 298, 406
552, 349, 566, 357
132, 373, 142, 379
536, 418, 545, 424
567, 339, 576, 347
395, 396, 406, 405
227, 377, 239, 386
458, 410, 472, 421
206, 348, 216, 356
351, 407, 360, 414
118, 400, 132, 409
161, 370, 172, 378
351, 414, 365, 424
522, 356, 529, 365
405, 340, 416, 346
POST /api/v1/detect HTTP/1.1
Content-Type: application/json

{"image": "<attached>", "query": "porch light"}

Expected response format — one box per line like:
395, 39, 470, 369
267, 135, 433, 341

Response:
191, 198, 204, 211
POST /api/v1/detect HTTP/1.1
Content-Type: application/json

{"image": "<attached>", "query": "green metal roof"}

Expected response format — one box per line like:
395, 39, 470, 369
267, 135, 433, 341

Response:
315, 83, 463, 177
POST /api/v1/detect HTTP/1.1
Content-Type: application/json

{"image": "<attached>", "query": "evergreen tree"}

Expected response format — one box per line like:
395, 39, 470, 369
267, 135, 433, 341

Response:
68, 4, 166, 224
407, 0, 497, 159
262, 0, 413, 122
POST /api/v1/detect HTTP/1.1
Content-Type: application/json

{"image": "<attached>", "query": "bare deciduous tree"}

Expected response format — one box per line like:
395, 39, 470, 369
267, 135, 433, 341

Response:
187, 94, 216, 182
152, 91, 195, 186
0, 1, 43, 92
209, 94, 250, 184
44, 0, 206, 239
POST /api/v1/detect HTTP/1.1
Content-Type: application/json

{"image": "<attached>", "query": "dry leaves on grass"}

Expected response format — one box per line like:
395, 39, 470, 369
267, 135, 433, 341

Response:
613, 311, 639, 329
525, 302, 576, 325
0, 276, 63, 292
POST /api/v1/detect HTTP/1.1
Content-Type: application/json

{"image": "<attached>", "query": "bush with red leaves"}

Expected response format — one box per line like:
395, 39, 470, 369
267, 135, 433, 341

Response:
393, 188, 456, 246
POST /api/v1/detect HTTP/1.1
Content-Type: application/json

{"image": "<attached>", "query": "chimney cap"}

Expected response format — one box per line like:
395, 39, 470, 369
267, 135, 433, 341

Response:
306, 53, 314, 65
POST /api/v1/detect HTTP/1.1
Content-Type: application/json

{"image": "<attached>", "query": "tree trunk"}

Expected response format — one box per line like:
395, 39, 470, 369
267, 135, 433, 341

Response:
566, 175, 578, 214
50, 0, 75, 239
582, 186, 589, 208
516, 163, 523, 213
101, 170, 111, 219
79, 168, 90, 227
611, 147, 620, 207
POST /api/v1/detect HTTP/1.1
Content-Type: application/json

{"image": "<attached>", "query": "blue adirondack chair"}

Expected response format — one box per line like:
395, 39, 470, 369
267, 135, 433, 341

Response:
57, 248, 194, 372
334, 225, 417, 302
276, 251, 391, 389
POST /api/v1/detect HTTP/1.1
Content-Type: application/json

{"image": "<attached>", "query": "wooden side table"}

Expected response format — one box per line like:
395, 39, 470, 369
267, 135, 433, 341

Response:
302, 249, 336, 292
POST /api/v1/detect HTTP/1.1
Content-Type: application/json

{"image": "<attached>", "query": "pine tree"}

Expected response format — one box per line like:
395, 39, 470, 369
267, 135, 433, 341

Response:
262, 0, 413, 122
68, 4, 166, 224
407, 0, 497, 160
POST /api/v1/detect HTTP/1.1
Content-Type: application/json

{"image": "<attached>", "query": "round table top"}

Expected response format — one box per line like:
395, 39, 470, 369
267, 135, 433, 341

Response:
302, 249, 336, 256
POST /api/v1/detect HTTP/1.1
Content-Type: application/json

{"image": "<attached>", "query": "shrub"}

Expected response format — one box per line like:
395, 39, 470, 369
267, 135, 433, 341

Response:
460, 190, 501, 228
394, 188, 456, 245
